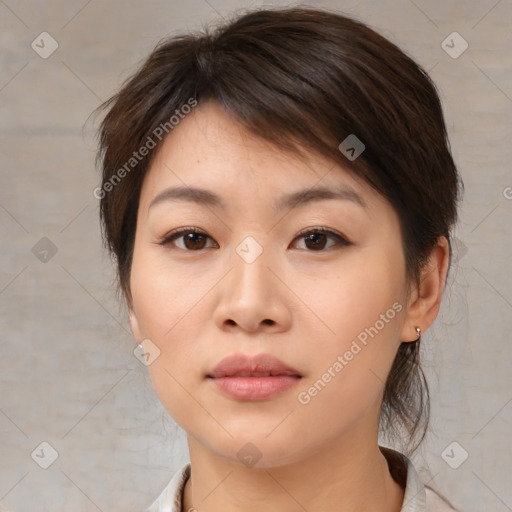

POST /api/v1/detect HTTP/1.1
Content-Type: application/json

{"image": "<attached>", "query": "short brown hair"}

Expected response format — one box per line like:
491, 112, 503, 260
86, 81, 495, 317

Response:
95, 6, 462, 452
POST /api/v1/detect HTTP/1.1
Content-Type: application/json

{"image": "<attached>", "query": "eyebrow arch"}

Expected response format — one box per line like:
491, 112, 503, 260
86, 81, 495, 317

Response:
148, 185, 368, 212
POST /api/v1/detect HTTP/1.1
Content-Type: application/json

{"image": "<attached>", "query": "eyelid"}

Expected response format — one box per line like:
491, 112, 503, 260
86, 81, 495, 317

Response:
294, 226, 349, 243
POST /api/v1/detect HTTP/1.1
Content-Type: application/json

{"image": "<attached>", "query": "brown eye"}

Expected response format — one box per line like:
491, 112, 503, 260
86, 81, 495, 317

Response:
180, 232, 209, 250
159, 228, 217, 251
304, 232, 328, 250
293, 228, 350, 251
158, 226, 350, 252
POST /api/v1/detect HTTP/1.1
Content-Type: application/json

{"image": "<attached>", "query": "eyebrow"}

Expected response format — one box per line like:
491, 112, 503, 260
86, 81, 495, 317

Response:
148, 185, 368, 212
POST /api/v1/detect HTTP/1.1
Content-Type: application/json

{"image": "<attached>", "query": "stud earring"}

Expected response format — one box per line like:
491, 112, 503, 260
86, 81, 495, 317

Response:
415, 326, 421, 340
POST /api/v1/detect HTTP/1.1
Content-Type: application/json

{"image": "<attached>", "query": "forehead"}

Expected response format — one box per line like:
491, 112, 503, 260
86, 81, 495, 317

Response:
139, 100, 384, 214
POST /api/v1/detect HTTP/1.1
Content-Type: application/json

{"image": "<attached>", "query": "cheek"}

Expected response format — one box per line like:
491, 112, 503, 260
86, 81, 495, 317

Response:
297, 250, 406, 409
129, 249, 206, 407
130, 244, 212, 340
310, 249, 405, 347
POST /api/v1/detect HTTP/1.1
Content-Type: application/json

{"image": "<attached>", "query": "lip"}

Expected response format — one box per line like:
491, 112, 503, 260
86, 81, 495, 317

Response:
207, 353, 302, 401
208, 353, 302, 378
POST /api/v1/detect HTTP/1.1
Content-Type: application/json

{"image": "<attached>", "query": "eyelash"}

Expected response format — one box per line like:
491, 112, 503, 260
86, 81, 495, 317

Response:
157, 226, 351, 252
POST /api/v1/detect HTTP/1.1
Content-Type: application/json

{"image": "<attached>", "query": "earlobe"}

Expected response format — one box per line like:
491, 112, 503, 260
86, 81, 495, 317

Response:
400, 236, 451, 342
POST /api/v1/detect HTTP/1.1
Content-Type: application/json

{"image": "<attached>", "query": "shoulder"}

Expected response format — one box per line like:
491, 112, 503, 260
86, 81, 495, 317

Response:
145, 463, 191, 512
380, 446, 459, 512
425, 487, 459, 512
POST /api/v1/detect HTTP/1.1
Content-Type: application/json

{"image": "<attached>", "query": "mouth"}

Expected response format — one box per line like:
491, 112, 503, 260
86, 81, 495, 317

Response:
207, 353, 302, 379
209, 370, 301, 378
207, 353, 302, 401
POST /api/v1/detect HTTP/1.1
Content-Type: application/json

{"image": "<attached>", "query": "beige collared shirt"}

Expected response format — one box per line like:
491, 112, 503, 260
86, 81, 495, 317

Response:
145, 447, 457, 512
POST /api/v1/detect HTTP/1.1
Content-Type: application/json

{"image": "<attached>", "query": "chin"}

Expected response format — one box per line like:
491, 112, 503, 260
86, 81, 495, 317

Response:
193, 427, 307, 468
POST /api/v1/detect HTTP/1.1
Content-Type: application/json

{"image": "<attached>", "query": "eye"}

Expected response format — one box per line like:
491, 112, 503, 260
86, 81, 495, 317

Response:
158, 227, 217, 251
292, 227, 351, 251
157, 226, 350, 252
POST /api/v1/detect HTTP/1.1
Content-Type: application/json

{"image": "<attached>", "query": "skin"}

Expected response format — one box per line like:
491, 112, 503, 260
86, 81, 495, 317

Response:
128, 100, 450, 512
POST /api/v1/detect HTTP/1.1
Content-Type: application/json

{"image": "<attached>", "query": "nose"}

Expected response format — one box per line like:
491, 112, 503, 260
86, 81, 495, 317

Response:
213, 242, 292, 334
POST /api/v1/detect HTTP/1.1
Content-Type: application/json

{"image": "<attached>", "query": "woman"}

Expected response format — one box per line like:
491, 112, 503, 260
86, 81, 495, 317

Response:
96, 6, 463, 511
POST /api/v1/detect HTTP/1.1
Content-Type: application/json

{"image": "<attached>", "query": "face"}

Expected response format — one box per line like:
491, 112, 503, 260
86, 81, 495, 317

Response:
129, 99, 414, 467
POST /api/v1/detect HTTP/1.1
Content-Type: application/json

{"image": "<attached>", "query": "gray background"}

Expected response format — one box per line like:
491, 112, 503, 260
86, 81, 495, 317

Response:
1, 0, 511, 510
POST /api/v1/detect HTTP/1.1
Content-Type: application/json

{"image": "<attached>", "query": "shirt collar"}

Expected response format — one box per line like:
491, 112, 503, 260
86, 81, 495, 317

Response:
381, 446, 427, 511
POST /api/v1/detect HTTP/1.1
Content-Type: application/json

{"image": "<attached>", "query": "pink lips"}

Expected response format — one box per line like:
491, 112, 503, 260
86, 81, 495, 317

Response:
207, 353, 302, 401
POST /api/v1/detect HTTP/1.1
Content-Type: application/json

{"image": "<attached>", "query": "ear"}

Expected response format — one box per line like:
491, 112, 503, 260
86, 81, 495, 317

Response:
128, 304, 143, 342
400, 236, 451, 342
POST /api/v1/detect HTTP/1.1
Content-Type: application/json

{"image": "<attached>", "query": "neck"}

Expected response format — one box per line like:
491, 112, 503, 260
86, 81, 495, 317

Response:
182, 434, 404, 512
